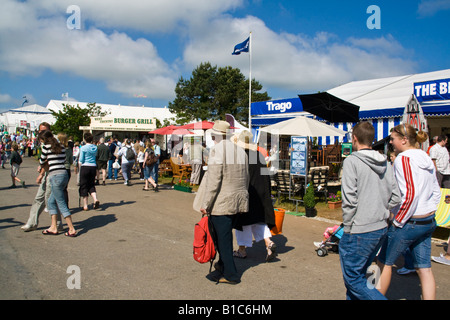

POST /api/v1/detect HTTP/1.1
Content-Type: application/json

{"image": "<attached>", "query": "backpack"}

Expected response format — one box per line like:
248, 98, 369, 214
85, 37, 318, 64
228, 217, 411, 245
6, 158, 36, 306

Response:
193, 215, 217, 272
145, 149, 157, 167
125, 147, 135, 161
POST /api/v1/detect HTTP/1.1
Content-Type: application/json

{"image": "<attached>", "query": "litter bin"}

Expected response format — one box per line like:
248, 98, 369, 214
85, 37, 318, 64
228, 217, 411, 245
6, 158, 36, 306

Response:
271, 208, 285, 235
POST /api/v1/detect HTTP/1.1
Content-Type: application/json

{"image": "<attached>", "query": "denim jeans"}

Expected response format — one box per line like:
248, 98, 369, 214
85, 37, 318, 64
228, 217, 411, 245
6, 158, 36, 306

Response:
339, 227, 388, 300
151, 160, 159, 184
26, 172, 61, 227
108, 159, 118, 179
378, 215, 436, 269
47, 172, 71, 218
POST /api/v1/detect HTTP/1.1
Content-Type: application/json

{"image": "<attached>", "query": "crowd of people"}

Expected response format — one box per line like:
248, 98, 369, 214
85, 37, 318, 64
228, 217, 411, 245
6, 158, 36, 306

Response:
2, 119, 449, 298
18, 122, 162, 237
1, 131, 40, 187
191, 120, 449, 298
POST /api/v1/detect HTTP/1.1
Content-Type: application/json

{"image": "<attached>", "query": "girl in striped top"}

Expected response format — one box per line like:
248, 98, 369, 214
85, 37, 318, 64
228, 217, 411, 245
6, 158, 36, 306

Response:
37, 130, 77, 237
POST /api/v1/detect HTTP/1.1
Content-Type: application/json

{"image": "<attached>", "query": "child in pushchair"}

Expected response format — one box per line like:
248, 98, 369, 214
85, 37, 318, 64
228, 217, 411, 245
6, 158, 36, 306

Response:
314, 224, 344, 257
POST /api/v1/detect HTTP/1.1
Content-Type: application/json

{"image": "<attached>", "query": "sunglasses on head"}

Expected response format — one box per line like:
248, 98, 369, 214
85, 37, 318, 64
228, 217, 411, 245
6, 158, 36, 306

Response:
392, 124, 408, 137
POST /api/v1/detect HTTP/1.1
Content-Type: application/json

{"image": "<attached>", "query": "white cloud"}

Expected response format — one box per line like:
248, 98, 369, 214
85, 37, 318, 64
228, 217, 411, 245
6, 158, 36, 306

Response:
182, 16, 417, 93
0, 0, 179, 100
0, 92, 13, 104
417, 0, 450, 17
27, 0, 244, 32
0, 0, 418, 104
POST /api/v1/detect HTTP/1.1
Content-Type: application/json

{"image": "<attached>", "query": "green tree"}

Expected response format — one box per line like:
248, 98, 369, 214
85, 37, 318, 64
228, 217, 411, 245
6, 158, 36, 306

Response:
168, 62, 270, 125
50, 103, 107, 142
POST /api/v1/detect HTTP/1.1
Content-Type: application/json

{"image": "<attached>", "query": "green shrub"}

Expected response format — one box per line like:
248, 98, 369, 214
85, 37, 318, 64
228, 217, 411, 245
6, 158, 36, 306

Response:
304, 183, 316, 208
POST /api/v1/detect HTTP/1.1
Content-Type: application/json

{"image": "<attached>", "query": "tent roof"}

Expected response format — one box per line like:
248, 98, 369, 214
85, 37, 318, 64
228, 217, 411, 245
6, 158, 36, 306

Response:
327, 69, 450, 112
46, 100, 176, 121
7, 104, 50, 114
259, 116, 346, 137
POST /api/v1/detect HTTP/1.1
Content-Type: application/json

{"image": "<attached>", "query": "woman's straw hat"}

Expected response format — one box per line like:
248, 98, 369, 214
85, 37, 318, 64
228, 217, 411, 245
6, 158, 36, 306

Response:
210, 120, 231, 135
231, 130, 257, 151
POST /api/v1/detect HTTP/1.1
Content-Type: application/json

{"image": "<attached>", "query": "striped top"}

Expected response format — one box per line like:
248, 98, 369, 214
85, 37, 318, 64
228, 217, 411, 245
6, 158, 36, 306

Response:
40, 144, 67, 176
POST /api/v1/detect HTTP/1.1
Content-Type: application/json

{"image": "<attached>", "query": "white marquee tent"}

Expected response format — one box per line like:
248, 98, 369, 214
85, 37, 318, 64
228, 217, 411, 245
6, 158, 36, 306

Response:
0, 104, 55, 134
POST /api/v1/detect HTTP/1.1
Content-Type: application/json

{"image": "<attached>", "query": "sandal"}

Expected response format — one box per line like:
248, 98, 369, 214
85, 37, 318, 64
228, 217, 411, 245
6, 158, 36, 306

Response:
266, 241, 277, 261
93, 201, 100, 209
143, 188, 150, 191
42, 229, 59, 235
233, 250, 247, 259
65, 231, 78, 238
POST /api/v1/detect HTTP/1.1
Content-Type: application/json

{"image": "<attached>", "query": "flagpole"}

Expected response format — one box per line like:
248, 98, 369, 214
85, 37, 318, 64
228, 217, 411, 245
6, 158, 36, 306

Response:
248, 31, 252, 131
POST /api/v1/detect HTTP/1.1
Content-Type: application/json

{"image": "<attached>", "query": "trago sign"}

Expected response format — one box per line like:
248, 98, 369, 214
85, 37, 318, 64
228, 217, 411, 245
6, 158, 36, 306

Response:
251, 98, 303, 116
414, 78, 450, 103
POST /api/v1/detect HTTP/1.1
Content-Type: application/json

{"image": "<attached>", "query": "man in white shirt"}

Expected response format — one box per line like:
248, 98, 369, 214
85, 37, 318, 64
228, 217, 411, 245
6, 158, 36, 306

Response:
429, 134, 450, 188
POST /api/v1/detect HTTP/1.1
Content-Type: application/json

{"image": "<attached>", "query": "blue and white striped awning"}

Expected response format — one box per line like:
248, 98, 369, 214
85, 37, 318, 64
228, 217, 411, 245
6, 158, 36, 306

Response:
252, 103, 450, 146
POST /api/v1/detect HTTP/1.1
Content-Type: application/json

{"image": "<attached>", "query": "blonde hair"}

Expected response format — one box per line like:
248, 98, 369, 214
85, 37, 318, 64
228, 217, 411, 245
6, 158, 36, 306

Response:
57, 132, 68, 147
392, 123, 428, 148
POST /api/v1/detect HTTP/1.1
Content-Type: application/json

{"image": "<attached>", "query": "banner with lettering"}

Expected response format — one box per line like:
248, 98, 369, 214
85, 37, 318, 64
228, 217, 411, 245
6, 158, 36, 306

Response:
251, 98, 303, 116
414, 78, 450, 103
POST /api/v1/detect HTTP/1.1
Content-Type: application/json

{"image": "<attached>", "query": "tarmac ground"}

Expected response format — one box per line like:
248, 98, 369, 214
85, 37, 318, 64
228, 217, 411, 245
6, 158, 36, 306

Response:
0, 156, 449, 304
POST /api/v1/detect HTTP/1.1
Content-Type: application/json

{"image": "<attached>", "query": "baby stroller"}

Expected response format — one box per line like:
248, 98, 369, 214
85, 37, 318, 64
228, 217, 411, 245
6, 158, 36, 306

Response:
315, 224, 344, 257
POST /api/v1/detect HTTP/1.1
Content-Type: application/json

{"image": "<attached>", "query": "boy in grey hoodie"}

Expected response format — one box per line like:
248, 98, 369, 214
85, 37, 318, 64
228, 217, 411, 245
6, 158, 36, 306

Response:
339, 121, 401, 300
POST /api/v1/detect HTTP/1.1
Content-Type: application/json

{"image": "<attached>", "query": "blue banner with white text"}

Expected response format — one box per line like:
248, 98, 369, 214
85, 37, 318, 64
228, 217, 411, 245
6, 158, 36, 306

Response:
251, 98, 303, 116
414, 78, 450, 102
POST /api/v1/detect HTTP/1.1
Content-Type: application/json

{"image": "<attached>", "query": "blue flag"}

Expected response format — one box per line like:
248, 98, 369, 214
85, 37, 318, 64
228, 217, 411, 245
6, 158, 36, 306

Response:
232, 37, 250, 55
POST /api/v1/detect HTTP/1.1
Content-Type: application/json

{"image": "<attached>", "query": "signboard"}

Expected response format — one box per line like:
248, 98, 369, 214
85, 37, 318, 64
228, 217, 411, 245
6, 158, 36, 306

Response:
341, 143, 352, 157
84, 116, 156, 132
414, 78, 450, 103
290, 136, 308, 176
251, 98, 303, 116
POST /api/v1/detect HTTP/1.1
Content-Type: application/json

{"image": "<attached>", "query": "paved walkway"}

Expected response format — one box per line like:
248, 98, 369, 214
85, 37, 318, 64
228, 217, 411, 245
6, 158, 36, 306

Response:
0, 156, 449, 300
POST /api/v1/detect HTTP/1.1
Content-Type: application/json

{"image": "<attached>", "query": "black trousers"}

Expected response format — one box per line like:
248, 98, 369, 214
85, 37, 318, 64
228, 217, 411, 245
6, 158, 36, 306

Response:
210, 214, 239, 282
79, 166, 97, 197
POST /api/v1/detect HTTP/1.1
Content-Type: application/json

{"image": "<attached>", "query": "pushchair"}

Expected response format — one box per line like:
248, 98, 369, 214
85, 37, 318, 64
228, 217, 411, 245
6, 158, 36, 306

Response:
315, 224, 344, 257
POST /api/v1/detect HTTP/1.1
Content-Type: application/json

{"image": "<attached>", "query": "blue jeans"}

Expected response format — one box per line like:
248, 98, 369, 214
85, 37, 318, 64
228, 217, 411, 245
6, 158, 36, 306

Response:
151, 160, 159, 184
47, 172, 71, 218
339, 228, 388, 300
108, 159, 118, 179
378, 215, 436, 269
144, 165, 152, 180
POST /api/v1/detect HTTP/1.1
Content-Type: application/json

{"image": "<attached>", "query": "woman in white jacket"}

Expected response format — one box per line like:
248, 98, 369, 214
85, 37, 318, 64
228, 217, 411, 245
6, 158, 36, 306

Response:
378, 123, 441, 300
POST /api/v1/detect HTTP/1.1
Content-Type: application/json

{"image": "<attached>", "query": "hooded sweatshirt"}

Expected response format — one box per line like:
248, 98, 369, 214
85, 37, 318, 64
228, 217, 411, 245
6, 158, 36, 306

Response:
79, 143, 98, 166
392, 149, 441, 228
341, 149, 401, 234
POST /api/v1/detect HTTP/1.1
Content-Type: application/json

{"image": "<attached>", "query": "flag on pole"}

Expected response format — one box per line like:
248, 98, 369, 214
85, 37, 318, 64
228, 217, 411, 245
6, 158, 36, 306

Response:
232, 37, 250, 55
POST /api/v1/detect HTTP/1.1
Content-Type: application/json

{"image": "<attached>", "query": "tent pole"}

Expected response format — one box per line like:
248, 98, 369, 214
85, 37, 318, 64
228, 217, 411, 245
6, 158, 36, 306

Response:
248, 31, 252, 130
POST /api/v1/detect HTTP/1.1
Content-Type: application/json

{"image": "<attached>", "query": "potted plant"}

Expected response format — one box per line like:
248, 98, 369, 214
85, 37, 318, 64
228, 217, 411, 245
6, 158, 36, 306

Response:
174, 178, 192, 193
303, 183, 316, 217
327, 191, 342, 209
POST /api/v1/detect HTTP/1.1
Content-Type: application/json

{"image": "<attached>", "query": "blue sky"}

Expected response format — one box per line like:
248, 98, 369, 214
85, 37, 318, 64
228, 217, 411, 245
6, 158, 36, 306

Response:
1, 0, 449, 113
